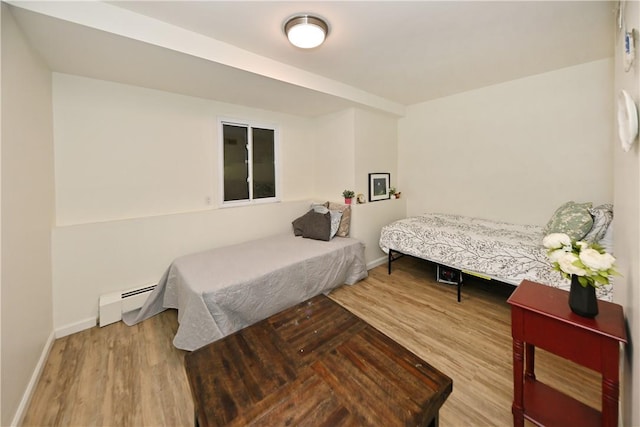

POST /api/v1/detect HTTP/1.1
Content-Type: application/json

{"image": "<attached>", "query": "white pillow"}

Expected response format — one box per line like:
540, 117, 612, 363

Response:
329, 210, 343, 239
311, 203, 329, 214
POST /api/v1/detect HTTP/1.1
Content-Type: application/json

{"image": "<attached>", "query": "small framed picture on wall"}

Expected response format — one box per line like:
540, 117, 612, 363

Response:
368, 173, 390, 202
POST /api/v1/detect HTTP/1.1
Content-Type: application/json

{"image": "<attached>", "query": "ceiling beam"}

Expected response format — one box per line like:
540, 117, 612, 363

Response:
7, 0, 405, 116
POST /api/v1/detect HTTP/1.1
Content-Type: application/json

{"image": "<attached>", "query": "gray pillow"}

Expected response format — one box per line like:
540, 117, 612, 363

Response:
307, 205, 342, 239
302, 211, 331, 241
292, 210, 313, 236
292, 210, 331, 241
543, 201, 593, 241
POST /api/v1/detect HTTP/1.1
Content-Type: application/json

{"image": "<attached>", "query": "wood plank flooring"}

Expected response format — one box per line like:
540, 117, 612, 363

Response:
23, 306, 192, 426
23, 257, 601, 426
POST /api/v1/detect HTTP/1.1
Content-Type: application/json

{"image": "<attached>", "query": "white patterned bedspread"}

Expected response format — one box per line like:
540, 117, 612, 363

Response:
379, 213, 612, 301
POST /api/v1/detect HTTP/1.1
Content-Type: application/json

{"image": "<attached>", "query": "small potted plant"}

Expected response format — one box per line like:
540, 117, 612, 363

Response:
389, 187, 397, 199
342, 190, 355, 204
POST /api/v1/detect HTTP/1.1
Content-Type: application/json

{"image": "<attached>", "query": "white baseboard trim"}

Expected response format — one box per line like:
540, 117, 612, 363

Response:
55, 317, 97, 339
367, 256, 387, 270
10, 331, 55, 427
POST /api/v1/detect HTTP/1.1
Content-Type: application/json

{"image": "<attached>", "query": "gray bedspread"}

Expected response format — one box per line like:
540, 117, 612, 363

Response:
123, 233, 368, 350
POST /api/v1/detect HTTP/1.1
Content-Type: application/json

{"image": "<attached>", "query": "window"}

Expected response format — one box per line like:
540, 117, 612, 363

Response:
219, 119, 278, 205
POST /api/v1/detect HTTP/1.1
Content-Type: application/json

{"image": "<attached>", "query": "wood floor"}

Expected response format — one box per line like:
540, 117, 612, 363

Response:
23, 257, 601, 426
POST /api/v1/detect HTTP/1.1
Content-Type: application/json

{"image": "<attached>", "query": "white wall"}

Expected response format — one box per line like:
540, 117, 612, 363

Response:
311, 108, 405, 266
51, 75, 318, 329
352, 109, 404, 263
313, 107, 400, 201
398, 59, 614, 226
52, 200, 312, 329
53, 74, 215, 225
1, 5, 55, 425
53, 74, 315, 225
354, 108, 399, 196
350, 198, 406, 267
312, 109, 356, 201
613, 3, 640, 425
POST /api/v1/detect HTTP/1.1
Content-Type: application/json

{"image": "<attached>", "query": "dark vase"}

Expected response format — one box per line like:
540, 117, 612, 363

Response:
568, 275, 599, 318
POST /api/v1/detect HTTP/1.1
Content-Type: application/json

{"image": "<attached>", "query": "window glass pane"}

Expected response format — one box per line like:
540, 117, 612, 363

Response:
252, 127, 275, 199
223, 124, 249, 201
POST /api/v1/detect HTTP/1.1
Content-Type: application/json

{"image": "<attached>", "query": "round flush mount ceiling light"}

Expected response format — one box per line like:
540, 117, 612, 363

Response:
284, 15, 329, 49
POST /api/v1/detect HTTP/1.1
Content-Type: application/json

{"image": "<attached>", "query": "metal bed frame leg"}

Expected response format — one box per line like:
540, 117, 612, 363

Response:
388, 249, 464, 303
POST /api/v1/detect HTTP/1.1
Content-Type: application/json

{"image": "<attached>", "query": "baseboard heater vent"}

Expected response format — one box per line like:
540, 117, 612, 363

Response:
99, 284, 157, 327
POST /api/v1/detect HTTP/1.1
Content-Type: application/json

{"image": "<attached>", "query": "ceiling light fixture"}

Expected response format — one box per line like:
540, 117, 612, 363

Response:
284, 15, 329, 49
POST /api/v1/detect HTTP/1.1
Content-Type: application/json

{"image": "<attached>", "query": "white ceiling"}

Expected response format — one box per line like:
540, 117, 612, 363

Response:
7, 1, 615, 117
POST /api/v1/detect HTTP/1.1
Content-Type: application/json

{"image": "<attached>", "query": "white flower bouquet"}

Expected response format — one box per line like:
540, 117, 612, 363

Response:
542, 232, 618, 288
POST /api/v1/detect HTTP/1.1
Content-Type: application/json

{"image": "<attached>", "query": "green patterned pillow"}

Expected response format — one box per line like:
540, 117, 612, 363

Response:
543, 201, 593, 241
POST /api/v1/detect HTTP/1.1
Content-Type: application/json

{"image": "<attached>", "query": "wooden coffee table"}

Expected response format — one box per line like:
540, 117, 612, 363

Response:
184, 294, 453, 427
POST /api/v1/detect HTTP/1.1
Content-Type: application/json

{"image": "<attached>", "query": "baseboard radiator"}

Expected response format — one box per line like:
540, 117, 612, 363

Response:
99, 284, 156, 327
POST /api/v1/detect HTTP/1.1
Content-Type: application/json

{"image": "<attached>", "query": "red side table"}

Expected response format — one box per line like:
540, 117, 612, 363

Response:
508, 280, 627, 427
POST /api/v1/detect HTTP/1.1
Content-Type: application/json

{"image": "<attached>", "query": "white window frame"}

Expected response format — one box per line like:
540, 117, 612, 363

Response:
217, 117, 280, 207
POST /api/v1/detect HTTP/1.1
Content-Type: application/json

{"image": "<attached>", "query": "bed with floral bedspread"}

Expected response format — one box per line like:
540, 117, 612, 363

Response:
379, 213, 612, 301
